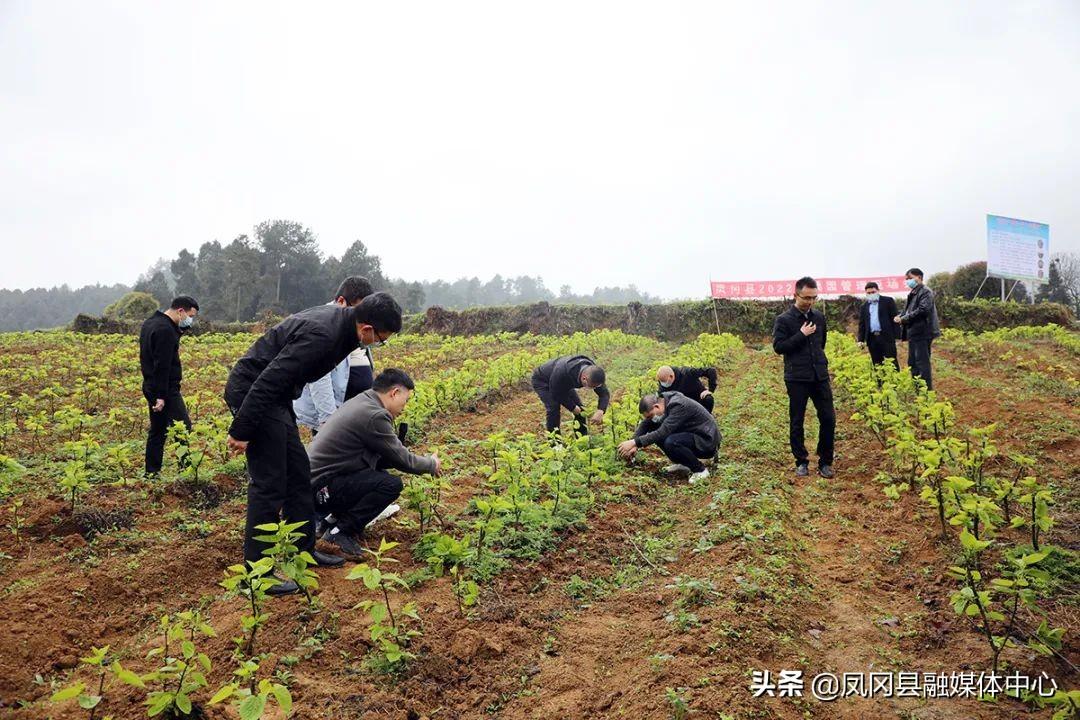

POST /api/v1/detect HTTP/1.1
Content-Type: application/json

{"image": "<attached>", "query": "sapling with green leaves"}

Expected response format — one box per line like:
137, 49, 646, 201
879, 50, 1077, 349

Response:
346, 538, 422, 670
220, 557, 277, 656
50, 645, 147, 720
143, 613, 215, 718
0, 455, 26, 543
425, 533, 480, 617
209, 656, 293, 720
255, 520, 318, 607
1013, 475, 1054, 552
59, 460, 91, 511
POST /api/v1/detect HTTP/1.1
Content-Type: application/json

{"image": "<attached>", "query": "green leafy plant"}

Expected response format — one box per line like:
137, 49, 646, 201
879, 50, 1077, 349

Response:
143, 612, 215, 718
50, 645, 147, 720
255, 520, 318, 607
346, 538, 422, 671
210, 657, 292, 720
220, 558, 277, 656
59, 460, 91, 511
425, 533, 479, 616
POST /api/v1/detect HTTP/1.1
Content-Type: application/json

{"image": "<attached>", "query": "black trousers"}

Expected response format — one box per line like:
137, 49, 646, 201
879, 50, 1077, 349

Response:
532, 377, 586, 435
315, 469, 403, 536
144, 392, 191, 475
698, 394, 715, 414
232, 402, 316, 563
908, 338, 933, 390
867, 333, 899, 369
660, 432, 716, 473
785, 379, 835, 466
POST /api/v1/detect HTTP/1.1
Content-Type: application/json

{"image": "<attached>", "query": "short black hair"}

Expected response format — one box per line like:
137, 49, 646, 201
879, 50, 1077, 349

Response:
353, 292, 403, 333
373, 368, 414, 392
906, 268, 924, 279
638, 393, 661, 414
171, 295, 199, 311
865, 281, 879, 290
795, 277, 817, 292
584, 365, 606, 387
335, 276, 373, 305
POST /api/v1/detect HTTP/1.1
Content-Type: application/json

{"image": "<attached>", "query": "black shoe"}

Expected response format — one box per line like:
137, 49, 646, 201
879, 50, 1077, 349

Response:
312, 550, 344, 567
266, 578, 299, 597
325, 528, 365, 557
795, 463, 809, 477
818, 464, 835, 479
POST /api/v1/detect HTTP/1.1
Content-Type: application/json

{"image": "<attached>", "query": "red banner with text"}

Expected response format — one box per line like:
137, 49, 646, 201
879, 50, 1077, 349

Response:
710, 276, 907, 299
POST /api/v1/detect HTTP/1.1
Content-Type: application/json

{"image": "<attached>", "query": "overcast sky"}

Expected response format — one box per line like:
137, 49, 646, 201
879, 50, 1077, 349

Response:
2, 1, 1078, 299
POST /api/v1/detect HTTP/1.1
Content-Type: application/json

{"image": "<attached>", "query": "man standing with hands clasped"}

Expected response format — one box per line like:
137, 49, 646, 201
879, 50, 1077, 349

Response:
772, 277, 835, 479
857, 281, 899, 369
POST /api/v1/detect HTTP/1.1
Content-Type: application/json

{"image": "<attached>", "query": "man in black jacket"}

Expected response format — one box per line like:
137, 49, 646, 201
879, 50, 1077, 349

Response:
139, 296, 199, 476
894, 268, 940, 390
772, 277, 835, 478
656, 365, 718, 413
224, 292, 403, 593
531, 355, 609, 436
856, 281, 899, 369
616, 391, 721, 484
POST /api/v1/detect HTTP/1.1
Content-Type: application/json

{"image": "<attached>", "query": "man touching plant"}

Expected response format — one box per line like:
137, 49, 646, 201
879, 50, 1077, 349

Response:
616, 391, 721, 484
139, 295, 199, 477
308, 368, 440, 557
530, 355, 609, 436
224, 292, 403, 595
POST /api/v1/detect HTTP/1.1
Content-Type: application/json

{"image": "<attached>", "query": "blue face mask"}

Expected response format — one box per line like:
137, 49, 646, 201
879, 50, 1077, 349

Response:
659, 380, 672, 388
179, 315, 195, 328
905, 278, 918, 289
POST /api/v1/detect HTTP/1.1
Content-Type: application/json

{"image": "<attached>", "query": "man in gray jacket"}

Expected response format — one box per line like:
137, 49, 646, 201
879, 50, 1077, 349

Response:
894, 267, 941, 390
308, 368, 440, 557
616, 391, 721, 484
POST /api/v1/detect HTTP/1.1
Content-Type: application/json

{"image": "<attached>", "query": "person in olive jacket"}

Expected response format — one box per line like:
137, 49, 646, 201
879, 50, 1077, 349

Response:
224, 292, 403, 595
771, 277, 835, 478
138, 295, 199, 476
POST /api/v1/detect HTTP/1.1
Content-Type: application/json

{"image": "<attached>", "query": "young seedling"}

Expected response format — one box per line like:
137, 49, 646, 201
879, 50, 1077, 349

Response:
425, 533, 480, 617
50, 645, 147, 720
59, 460, 91, 512
143, 613, 215, 718
220, 557, 277, 656
255, 520, 318, 608
209, 656, 292, 720
346, 538, 422, 671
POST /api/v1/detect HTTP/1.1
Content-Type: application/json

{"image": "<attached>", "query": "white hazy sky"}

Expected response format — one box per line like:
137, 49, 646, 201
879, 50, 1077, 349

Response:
2, 1, 1078, 299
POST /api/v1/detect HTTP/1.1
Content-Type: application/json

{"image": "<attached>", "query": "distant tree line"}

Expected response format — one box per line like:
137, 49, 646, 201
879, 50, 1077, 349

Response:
0, 219, 661, 330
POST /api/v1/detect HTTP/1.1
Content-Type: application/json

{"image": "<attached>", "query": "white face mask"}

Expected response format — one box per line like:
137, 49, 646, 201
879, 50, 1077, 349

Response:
651, 414, 664, 424
659, 380, 672, 388
866, 293, 878, 303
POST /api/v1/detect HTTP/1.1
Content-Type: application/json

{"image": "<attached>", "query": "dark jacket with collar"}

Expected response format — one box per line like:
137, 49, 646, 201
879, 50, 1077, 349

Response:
532, 355, 610, 411
772, 305, 829, 383
659, 366, 717, 400
308, 389, 436, 486
900, 284, 941, 342
857, 295, 899, 343
139, 310, 183, 400
633, 391, 720, 454
225, 304, 361, 441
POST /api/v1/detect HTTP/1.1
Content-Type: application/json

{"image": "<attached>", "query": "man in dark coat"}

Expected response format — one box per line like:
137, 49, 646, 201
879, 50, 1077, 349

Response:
616, 391, 721, 484
856, 281, 900, 369
894, 267, 941, 390
224, 292, 403, 594
772, 276, 835, 478
530, 355, 609, 436
656, 365, 718, 413
139, 295, 198, 476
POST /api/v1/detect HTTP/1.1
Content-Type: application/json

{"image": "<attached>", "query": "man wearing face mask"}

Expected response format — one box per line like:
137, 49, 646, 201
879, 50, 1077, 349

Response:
894, 268, 941, 390
531, 355, 609, 437
616, 391, 720, 484
656, 365, 718, 413
772, 277, 835, 479
224, 292, 403, 595
293, 277, 373, 436
856, 282, 899, 369
308, 368, 440, 557
139, 295, 199, 477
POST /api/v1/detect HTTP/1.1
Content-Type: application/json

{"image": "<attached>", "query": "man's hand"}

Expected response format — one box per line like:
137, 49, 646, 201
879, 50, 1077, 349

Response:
857, 342, 866, 349
572, 406, 584, 415
893, 315, 903, 324
800, 322, 817, 336
431, 451, 442, 476
152, 398, 165, 412
226, 435, 249, 457
699, 389, 712, 400
590, 410, 605, 424
617, 439, 637, 459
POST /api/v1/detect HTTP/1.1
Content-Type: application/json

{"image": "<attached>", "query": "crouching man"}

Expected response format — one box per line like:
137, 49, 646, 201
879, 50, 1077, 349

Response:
617, 391, 721, 484
308, 368, 441, 557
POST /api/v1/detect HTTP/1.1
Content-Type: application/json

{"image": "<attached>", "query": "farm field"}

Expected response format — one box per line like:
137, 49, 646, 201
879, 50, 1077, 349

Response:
0, 326, 1076, 720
